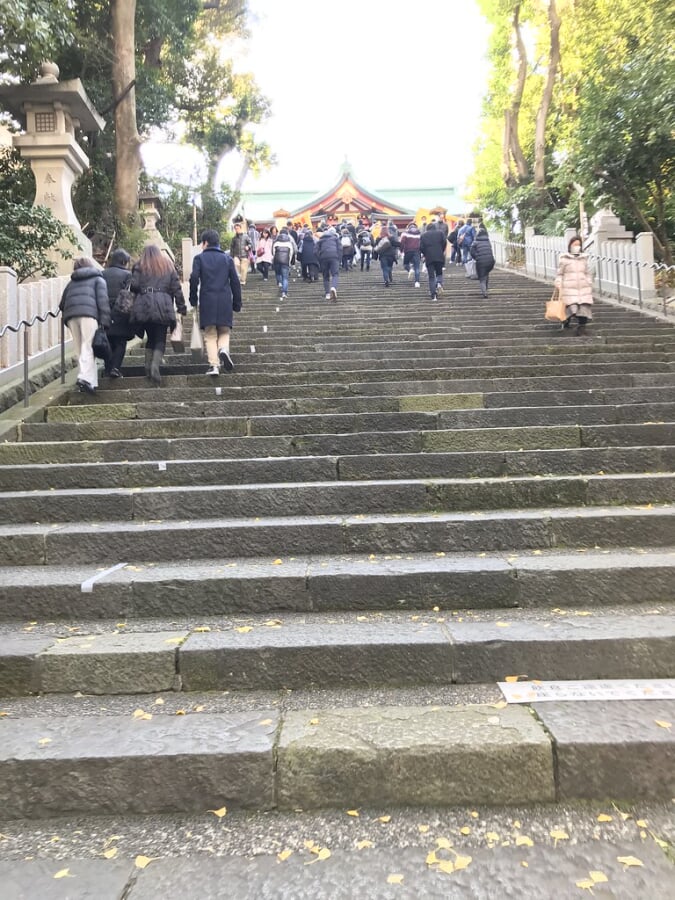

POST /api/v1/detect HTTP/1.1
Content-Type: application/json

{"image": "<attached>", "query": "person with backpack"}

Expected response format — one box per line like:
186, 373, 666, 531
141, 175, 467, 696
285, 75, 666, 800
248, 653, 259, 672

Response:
358, 227, 373, 271
101, 248, 133, 378
230, 221, 252, 286
458, 219, 476, 263
449, 220, 463, 265
340, 228, 355, 271
400, 222, 422, 287
470, 223, 496, 298
317, 226, 341, 301
272, 227, 296, 299
299, 227, 319, 282
374, 229, 397, 287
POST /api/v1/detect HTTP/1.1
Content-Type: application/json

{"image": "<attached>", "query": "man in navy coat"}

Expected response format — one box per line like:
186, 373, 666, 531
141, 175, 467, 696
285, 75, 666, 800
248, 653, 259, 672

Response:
189, 229, 242, 376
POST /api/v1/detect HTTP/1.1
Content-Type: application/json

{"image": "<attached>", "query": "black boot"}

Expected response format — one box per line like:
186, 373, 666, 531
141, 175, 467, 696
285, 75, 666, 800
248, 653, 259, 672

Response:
150, 348, 163, 386
575, 323, 587, 337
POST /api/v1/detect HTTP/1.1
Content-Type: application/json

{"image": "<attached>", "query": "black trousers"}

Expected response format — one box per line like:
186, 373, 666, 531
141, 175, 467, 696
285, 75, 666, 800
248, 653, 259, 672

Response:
144, 322, 168, 353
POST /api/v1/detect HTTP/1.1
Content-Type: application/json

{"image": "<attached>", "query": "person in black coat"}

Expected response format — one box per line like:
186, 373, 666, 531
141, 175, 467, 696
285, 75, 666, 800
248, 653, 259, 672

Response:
101, 248, 133, 378
419, 223, 447, 301
316, 227, 341, 301
189, 229, 242, 376
298, 229, 319, 282
59, 256, 110, 394
470, 224, 496, 297
130, 243, 186, 386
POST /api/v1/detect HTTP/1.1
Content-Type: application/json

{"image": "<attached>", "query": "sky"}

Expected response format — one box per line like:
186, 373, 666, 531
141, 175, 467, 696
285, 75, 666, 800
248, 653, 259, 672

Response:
144, 0, 492, 197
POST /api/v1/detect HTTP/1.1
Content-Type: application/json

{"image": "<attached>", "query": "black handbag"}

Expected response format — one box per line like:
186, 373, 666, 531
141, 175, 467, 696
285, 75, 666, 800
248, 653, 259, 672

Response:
114, 287, 134, 316
92, 326, 111, 360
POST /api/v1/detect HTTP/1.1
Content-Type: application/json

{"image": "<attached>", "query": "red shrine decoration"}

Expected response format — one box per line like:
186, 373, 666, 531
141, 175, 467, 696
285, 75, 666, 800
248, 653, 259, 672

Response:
290, 171, 413, 229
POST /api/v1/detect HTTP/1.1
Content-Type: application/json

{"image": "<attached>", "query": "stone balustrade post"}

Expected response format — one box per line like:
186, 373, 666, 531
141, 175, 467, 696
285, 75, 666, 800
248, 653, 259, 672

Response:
0, 267, 19, 368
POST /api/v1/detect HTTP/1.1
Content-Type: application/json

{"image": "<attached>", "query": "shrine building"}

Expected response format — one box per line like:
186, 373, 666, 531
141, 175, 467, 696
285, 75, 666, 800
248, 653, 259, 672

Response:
238, 163, 465, 231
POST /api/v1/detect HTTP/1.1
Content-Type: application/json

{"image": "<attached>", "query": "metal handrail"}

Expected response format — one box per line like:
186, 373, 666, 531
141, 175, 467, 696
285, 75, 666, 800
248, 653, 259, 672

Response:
0, 308, 66, 407
491, 238, 675, 316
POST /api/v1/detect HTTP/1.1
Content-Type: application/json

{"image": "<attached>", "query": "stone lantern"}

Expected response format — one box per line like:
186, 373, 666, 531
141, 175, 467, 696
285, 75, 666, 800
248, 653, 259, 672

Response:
0, 62, 105, 272
139, 190, 174, 260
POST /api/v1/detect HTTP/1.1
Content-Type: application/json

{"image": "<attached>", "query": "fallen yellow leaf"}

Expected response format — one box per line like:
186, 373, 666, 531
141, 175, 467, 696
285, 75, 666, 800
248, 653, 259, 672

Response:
521, 861, 529, 868
272, 558, 283, 565
175, 710, 186, 716
208, 807, 227, 818
597, 814, 613, 822
193, 626, 211, 633
495, 622, 510, 628
437, 860, 455, 874
132, 709, 152, 721
436, 837, 453, 849
346, 809, 359, 817
470, 811, 479, 819
459, 826, 471, 836
303, 840, 317, 850
589, 871, 608, 884
53, 869, 71, 879
550, 829, 569, 845
617, 856, 643, 868
259, 719, 273, 726
635, 819, 648, 828
379, 815, 392, 823
512, 820, 522, 829
576, 879, 595, 891
515, 835, 534, 847
308, 718, 320, 726
103, 848, 118, 859
356, 840, 373, 850
505, 675, 526, 683
453, 854, 472, 871
655, 720, 672, 730
38, 737, 51, 746
164, 637, 183, 645
426, 850, 439, 866
277, 849, 293, 862
485, 832, 500, 843
235, 626, 253, 633
154, 698, 165, 706
418, 824, 430, 834
135, 856, 156, 869
387, 874, 404, 884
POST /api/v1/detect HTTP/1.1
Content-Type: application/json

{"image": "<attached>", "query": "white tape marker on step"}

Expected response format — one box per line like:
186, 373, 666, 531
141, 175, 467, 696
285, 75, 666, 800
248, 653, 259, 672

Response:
250, 345, 256, 353
81, 562, 128, 594
215, 387, 222, 396
263, 325, 268, 333
158, 461, 167, 471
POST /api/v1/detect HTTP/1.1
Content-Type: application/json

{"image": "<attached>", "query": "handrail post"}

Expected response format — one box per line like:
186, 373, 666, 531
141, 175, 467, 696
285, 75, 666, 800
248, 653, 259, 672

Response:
23, 327, 30, 408
60, 315, 66, 384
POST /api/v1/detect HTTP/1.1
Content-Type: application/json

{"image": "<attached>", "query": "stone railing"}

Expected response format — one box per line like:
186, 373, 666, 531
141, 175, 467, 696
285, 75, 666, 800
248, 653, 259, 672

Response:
491, 229, 674, 316
0, 267, 72, 385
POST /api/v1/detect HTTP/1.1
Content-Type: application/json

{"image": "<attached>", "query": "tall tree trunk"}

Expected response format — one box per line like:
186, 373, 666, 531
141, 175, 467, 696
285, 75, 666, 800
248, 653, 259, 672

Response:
111, 0, 141, 223
509, 3, 530, 182
501, 110, 515, 185
534, 0, 561, 189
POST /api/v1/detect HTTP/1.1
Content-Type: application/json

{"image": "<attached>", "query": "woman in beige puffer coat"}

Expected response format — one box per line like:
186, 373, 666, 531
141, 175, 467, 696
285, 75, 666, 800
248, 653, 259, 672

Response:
555, 235, 594, 335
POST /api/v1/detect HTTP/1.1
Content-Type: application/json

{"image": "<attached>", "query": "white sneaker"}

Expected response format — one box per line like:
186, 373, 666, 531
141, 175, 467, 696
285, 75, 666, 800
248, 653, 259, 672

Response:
206, 365, 219, 377
281, 293, 287, 300
407, 269, 413, 280
325, 293, 331, 300
330, 287, 337, 302
436, 283, 443, 297
218, 349, 234, 372
414, 281, 420, 288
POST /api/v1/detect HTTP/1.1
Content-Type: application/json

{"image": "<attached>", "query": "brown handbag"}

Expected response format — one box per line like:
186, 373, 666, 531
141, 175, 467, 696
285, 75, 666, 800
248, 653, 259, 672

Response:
545, 288, 567, 322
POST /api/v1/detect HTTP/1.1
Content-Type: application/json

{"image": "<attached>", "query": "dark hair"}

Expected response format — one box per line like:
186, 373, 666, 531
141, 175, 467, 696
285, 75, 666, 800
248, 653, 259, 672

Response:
109, 248, 131, 267
137, 243, 174, 279
567, 235, 582, 252
73, 256, 98, 270
201, 229, 220, 247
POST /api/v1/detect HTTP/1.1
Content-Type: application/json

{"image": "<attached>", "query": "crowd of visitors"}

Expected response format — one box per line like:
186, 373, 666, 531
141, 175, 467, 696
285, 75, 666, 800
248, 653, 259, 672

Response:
59, 210, 591, 391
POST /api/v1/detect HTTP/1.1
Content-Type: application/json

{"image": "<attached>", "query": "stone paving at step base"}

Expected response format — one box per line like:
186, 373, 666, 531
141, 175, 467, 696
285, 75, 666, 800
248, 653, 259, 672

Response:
0, 264, 673, 895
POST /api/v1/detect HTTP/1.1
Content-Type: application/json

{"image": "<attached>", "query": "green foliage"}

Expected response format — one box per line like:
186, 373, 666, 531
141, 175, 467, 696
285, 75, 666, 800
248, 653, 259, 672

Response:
0, 0, 75, 80
472, 0, 675, 258
0, 200, 78, 281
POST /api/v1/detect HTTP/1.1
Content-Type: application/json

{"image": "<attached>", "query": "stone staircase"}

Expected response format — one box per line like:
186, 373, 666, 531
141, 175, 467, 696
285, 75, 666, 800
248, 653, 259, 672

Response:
1, 263, 674, 822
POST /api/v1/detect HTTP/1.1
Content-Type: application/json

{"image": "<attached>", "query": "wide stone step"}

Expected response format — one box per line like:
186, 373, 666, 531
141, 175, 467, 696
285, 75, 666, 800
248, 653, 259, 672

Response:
1, 697, 673, 817
3, 506, 674, 566
0, 548, 672, 619
42, 399, 675, 430
4, 607, 673, 696
1, 472, 674, 525
2, 445, 673, 492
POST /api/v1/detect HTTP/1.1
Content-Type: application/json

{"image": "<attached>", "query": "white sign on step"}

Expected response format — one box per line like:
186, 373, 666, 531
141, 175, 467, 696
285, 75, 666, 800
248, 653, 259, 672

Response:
263, 325, 268, 333
498, 678, 675, 704
250, 344, 256, 353
157, 461, 167, 471
215, 387, 222, 396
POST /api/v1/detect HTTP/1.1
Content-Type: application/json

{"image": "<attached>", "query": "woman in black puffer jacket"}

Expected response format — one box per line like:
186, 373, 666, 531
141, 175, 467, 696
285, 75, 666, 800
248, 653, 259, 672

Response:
130, 244, 187, 385
59, 256, 111, 394
470, 224, 496, 298
101, 248, 133, 378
